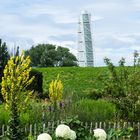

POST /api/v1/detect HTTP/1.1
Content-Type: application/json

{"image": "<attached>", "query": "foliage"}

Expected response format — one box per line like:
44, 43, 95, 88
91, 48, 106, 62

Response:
36, 67, 106, 99
49, 74, 63, 104
1, 52, 34, 139
49, 74, 63, 120
15, 46, 19, 57
56, 46, 77, 67
1, 52, 34, 111
28, 69, 43, 97
0, 99, 50, 125
107, 127, 134, 140
0, 39, 10, 69
0, 39, 10, 101
86, 89, 105, 100
27, 134, 35, 140
25, 44, 77, 67
19, 99, 44, 124
62, 116, 95, 140
0, 104, 10, 125
101, 51, 140, 121
70, 99, 116, 122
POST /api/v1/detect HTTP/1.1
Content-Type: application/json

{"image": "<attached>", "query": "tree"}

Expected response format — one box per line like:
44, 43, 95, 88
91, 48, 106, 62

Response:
25, 44, 46, 66
100, 51, 140, 121
1, 52, 34, 139
40, 45, 57, 67
0, 39, 10, 101
0, 39, 10, 69
15, 46, 19, 57
56, 46, 77, 66
25, 44, 77, 67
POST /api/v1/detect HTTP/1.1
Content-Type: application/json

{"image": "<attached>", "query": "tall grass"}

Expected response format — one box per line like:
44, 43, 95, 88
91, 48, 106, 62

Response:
70, 99, 116, 122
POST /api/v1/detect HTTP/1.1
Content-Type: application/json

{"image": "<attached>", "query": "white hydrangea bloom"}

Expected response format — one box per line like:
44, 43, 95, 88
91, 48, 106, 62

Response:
69, 130, 76, 140
93, 128, 107, 140
55, 124, 71, 139
37, 133, 52, 140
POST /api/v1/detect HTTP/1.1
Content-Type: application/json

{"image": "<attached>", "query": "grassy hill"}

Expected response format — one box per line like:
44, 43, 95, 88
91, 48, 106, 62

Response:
36, 67, 108, 97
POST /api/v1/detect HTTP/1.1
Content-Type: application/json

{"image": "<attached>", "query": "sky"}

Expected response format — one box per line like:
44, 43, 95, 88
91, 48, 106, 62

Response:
0, 0, 140, 66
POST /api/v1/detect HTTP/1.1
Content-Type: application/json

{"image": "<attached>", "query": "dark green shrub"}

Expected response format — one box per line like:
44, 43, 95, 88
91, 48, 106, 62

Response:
28, 69, 43, 97
71, 99, 116, 122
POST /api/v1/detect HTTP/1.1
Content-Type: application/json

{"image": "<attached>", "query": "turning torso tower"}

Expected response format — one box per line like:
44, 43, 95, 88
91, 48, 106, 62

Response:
77, 11, 94, 67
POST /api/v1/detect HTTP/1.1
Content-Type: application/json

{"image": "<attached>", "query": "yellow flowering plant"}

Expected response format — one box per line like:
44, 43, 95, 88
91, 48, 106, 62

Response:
49, 74, 63, 120
49, 74, 63, 105
1, 51, 34, 139
1, 51, 34, 112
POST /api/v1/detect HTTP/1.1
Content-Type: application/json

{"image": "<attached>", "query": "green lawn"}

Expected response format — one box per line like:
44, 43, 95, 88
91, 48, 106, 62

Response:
36, 67, 108, 97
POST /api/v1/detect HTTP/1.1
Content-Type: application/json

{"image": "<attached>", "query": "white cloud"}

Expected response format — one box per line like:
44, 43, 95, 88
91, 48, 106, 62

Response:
26, 4, 66, 16
0, 0, 140, 66
113, 35, 136, 44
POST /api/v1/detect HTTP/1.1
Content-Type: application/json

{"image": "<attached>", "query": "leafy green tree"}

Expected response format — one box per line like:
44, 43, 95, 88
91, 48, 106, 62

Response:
25, 44, 46, 66
40, 45, 57, 67
56, 46, 77, 66
25, 44, 77, 67
101, 51, 140, 121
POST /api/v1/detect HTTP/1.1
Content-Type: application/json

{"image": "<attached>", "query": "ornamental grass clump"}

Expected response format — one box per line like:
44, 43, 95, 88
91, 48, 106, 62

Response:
1, 51, 34, 139
93, 128, 107, 140
55, 124, 76, 140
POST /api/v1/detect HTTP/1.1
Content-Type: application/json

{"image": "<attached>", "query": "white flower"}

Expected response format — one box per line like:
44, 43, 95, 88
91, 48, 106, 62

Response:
55, 124, 71, 139
69, 130, 76, 140
37, 133, 52, 140
93, 128, 107, 140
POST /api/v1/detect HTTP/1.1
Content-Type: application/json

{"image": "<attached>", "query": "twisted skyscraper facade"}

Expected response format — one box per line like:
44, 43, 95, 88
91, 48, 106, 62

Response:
77, 11, 94, 67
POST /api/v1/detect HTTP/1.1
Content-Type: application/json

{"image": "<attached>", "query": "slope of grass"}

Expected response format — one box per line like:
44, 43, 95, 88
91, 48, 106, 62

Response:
36, 67, 107, 97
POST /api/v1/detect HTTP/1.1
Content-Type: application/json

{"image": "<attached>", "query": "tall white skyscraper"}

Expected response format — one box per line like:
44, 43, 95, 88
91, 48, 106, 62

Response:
77, 11, 94, 67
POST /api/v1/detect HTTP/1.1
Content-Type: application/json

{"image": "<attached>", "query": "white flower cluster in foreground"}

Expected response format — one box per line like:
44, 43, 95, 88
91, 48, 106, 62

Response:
37, 124, 76, 140
55, 124, 76, 140
93, 128, 107, 140
37, 133, 52, 140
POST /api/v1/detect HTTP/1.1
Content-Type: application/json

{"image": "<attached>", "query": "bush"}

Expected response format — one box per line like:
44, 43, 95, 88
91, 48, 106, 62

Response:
28, 69, 43, 97
0, 104, 10, 125
62, 116, 94, 140
86, 89, 105, 100
20, 99, 45, 125
101, 51, 140, 121
0, 99, 51, 125
71, 99, 116, 122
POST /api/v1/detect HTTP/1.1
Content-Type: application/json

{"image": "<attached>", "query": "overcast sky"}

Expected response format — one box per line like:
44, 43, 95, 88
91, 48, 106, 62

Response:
0, 0, 140, 66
